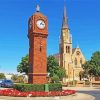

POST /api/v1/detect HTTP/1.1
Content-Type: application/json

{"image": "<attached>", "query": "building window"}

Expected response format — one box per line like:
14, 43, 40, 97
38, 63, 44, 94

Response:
66, 46, 70, 53
75, 58, 77, 66
76, 51, 80, 56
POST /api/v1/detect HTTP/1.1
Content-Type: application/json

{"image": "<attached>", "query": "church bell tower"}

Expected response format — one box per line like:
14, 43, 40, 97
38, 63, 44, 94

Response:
28, 5, 48, 84
59, 4, 72, 79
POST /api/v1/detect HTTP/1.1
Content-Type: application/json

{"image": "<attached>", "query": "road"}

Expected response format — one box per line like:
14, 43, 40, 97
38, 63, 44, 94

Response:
78, 90, 100, 100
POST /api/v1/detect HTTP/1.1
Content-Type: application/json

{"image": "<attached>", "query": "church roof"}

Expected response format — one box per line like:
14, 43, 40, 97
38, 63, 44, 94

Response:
62, 4, 68, 29
72, 48, 76, 54
53, 53, 60, 63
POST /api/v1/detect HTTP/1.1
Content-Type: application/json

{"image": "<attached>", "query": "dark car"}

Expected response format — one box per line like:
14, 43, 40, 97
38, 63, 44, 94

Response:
1, 80, 13, 88
0, 79, 4, 87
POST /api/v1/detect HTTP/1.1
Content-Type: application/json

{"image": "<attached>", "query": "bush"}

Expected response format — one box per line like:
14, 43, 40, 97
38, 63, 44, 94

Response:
14, 84, 44, 92
48, 83, 62, 91
14, 83, 62, 92
51, 75, 60, 83
85, 80, 90, 85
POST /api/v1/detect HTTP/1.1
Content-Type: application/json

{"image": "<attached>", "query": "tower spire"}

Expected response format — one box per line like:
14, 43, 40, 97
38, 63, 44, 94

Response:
62, 1, 68, 29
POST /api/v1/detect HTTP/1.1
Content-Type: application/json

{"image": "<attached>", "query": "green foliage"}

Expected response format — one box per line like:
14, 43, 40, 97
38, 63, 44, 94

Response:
47, 55, 59, 77
17, 54, 29, 75
14, 83, 62, 92
51, 75, 60, 83
17, 75, 24, 83
47, 55, 66, 81
90, 51, 100, 76
17, 55, 66, 82
85, 80, 90, 85
48, 83, 62, 91
55, 67, 67, 80
82, 51, 100, 77
11, 74, 18, 82
0, 73, 5, 79
11, 75, 25, 83
14, 84, 44, 92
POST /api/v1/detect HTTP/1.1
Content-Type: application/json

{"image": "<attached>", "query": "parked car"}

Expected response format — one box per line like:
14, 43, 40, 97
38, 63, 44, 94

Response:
1, 80, 13, 88
0, 79, 4, 87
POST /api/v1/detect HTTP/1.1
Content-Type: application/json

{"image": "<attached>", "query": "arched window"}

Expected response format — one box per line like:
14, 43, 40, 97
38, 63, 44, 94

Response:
66, 46, 70, 53
68, 46, 70, 53
75, 58, 77, 66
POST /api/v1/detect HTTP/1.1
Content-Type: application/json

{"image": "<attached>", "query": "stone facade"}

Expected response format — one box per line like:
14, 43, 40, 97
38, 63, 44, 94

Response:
57, 4, 86, 83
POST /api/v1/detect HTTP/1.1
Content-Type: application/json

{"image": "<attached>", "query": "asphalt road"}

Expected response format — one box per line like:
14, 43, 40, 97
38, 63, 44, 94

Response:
78, 90, 100, 100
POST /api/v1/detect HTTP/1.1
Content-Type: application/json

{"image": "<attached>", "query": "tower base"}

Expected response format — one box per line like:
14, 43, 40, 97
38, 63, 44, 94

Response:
28, 73, 47, 84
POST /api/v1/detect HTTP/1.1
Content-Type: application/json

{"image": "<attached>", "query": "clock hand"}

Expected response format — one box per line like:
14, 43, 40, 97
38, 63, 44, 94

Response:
40, 22, 44, 25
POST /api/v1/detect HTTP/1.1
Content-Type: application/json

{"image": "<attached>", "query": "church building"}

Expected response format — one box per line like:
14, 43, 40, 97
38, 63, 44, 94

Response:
55, 4, 86, 82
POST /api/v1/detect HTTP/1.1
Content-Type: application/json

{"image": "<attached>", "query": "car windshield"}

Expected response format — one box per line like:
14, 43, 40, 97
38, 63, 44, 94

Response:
0, 80, 2, 83
4, 80, 12, 83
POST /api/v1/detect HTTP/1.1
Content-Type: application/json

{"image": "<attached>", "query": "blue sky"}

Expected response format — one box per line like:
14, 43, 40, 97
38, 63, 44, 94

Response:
0, 0, 100, 73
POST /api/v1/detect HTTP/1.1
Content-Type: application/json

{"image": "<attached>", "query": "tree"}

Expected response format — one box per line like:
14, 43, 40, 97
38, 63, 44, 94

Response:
90, 51, 100, 76
47, 55, 59, 77
17, 54, 29, 75
17, 75, 24, 83
82, 51, 100, 80
55, 67, 66, 81
11, 74, 18, 82
47, 55, 66, 81
51, 74, 60, 83
17, 55, 66, 82
0, 73, 6, 79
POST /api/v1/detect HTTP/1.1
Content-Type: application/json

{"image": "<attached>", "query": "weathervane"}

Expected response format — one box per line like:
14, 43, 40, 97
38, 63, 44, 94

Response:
36, 5, 40, 12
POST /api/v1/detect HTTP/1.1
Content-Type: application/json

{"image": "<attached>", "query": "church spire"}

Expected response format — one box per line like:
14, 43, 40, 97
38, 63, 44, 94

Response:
62, 1, 68, 29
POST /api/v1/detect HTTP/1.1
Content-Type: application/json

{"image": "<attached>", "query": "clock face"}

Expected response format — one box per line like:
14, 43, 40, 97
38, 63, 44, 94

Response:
36, 20, 45, 29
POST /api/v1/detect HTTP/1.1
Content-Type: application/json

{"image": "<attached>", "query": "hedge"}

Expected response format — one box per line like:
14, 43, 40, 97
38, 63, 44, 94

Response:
48, 83, 62, 91
13, 83, 62, 92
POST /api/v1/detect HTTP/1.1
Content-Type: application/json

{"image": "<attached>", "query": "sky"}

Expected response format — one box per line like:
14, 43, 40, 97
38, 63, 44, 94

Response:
0, 0, 100, 73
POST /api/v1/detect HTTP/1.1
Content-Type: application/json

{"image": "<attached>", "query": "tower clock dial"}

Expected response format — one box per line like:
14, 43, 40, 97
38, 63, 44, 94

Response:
36, 19, 45, 29
29, 19, 32, 29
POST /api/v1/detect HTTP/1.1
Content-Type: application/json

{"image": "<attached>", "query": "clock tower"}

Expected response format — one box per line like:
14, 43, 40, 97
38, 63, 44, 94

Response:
28, 5, 48, 84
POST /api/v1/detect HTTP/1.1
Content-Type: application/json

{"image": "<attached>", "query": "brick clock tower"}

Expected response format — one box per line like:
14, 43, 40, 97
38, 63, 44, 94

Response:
28, 5, 48, 84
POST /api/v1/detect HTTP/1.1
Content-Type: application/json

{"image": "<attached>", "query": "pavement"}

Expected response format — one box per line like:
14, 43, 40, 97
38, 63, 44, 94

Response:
0, 93, 95, 100
63, 86, 100, 91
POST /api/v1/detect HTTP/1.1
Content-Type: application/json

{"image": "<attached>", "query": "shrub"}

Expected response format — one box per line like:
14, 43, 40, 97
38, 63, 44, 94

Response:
51, 75, 60, 83
14, 84, 44, 92
85, 80, 90, 85
14, 83, 62, 92
48, 83, 62, 91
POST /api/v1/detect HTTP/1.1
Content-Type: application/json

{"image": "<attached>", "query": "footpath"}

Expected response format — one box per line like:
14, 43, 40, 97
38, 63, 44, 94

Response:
0, 93, 95, 100
63, 86, 100, 91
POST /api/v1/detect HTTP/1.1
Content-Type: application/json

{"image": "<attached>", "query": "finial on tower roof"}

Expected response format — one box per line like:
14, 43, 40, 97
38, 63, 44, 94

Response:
36, 5, 40, 12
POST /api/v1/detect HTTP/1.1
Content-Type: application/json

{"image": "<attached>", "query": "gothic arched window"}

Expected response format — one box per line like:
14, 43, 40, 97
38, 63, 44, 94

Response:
66, 46, 70, 53
75, 58, 77, 66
